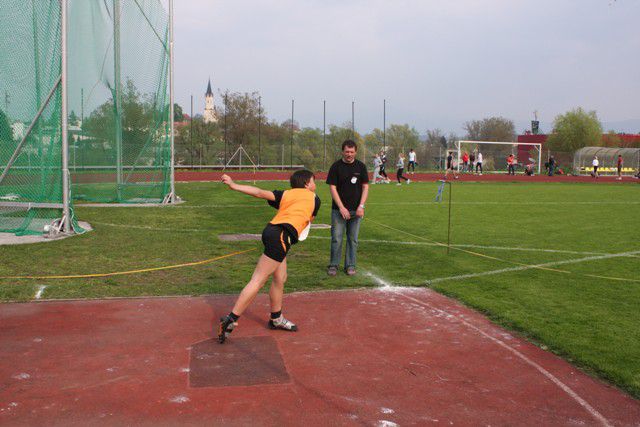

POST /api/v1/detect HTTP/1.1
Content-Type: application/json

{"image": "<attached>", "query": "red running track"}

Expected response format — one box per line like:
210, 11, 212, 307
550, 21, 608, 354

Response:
177, 170, 639, 184
1, 288, 639, 426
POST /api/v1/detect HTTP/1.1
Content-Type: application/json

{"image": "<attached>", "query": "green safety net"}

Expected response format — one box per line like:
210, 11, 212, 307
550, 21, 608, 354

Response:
0, 1, 65, 236
68, 0, 171, 203
0, 0, 171, 236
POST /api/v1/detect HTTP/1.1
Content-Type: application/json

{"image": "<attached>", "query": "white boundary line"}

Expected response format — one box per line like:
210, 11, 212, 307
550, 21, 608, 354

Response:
34, 285, 46, 299
426, 250, 640, 284
91, 222, 638, 259
79, 201, 640, 208
364, 271, 612, 427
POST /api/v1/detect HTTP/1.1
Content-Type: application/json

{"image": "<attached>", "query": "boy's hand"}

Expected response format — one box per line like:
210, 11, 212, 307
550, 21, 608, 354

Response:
221, 174, 234, 187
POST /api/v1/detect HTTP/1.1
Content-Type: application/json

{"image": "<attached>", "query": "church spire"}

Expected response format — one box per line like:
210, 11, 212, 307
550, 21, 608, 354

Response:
206, 78, 213, 97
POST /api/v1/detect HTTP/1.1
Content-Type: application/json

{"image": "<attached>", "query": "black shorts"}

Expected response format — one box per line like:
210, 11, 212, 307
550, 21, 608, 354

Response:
262, 224, 293, 262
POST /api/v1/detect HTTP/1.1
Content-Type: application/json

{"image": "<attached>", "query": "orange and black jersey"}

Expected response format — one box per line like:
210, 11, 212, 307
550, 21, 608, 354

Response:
268, 189, 321, 243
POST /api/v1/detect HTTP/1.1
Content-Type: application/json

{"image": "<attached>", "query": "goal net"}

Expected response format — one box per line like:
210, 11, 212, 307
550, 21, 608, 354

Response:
455, 140, 542, 175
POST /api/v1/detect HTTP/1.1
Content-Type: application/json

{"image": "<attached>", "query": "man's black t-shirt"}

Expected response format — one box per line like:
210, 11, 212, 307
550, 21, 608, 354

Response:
326, 159, 369, 211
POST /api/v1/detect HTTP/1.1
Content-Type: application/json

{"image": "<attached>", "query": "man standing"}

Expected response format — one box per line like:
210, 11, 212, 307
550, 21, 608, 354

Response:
408, 148, 417, 174
326, 140, 369, 276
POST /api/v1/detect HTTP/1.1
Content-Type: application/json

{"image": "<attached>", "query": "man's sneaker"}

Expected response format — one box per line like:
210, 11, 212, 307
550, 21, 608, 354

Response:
327, 265, 338, 276
346, 266, 356, 276
396, 183, 401, 186
217, 315, 237, 344
268, 315, 298, 332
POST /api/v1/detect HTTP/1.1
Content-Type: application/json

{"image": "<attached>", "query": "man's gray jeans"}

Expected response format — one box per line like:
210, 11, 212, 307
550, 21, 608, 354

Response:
330, 209, 362, 270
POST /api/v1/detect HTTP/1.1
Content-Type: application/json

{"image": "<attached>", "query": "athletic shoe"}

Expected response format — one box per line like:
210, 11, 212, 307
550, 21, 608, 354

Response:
346, 266, 356, 276
268, 315, 298, 331
327, 265, 338, 276
396, 183, 401, 186
217, 315, 237, 344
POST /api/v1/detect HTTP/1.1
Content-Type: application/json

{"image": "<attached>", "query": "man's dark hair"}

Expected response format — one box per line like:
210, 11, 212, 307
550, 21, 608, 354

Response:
290, 169, 315, 188
342, 140, 358, 151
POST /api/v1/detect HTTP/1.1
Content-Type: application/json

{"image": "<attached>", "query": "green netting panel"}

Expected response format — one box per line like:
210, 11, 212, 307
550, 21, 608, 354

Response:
0, 1, 64, 236
68, 0, 171, 203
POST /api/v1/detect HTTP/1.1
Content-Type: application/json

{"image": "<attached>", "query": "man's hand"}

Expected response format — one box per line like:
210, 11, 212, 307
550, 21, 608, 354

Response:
221, 174, 234, 188
356, 207, 365, 218
339, 206, 351, 220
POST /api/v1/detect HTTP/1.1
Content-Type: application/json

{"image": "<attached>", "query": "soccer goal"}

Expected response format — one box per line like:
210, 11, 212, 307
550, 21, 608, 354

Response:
454, 141, 542, 175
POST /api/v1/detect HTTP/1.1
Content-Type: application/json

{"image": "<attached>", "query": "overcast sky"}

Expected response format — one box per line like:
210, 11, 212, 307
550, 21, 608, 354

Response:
173, 0, 640, 134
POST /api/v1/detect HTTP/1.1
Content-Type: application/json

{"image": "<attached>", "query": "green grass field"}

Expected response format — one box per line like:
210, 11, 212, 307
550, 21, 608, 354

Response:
1, 180, 639, 398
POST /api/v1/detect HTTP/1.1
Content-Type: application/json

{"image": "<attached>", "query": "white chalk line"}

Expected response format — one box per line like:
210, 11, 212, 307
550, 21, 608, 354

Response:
427, 250, 640, 284
34, 285, 46, 299
79, 201, 640, 209
364, 271, 612, 427
309, 236, 611, 256
90, 222, 622, 258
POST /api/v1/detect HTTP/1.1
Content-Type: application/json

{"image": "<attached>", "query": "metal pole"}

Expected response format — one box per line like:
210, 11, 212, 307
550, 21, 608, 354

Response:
258, 96, 261, 167
168, 0, 176, 202
323, 100, 326, 170
81, 87, 84, 169
113, 0, 123, 200
224, 92, 227, 165
190, 94, 193, 165
447, 181, 452, 254
61, 0, 71, 232
538, 145, 542, 175
351, 101, 354, 138
290, 99, 294, 168
383, 99, 386, 151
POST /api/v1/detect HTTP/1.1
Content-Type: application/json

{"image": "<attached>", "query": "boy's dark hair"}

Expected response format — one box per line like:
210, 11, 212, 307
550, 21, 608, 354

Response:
290, 169, 315, 188
342, 140, 358, 151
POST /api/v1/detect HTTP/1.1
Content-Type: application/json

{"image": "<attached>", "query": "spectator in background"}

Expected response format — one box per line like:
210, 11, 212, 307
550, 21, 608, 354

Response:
592, 155, 599, 178
379, 150, 390, 183
462, 151, 469, 173
616, 155, 623, 181
476, 152, 483, 175
548, 156, 555, 176
408, 148, 417, 174
507, 154, 516, 175
469, 152, 476, 172
396, 153, 411, 185
372, 153, 382, 184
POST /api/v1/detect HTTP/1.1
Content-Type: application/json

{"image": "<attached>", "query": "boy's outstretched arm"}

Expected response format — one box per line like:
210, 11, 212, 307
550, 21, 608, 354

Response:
221, 174, 276, 201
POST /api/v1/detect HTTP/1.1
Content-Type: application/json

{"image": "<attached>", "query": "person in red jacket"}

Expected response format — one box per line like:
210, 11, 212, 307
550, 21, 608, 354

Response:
462, 152, 469, 173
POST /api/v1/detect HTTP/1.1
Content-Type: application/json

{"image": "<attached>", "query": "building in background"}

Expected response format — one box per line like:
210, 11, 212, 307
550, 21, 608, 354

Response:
203, 79, 217, 124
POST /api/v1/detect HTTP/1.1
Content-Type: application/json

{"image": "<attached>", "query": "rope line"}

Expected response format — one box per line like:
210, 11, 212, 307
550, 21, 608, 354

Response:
0, 248, 255, 280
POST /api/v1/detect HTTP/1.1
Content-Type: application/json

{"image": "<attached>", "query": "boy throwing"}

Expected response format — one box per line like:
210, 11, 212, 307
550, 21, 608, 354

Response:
218, 170, 321, 343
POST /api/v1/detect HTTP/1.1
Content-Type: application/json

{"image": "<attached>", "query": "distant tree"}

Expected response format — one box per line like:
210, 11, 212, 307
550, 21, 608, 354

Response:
464, 116, 515, 142
68, 110, 79, 126
425, 128, 444, 146
385, 124, 421, 155
546, 108, 602, 152
0, 108, 12, 142
173, 103, 184, 122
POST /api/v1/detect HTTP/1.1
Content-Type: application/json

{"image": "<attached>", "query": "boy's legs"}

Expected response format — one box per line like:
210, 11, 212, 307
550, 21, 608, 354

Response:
231, 254, 281, 316
268, 257, 287, 313
344, 213, 362, 272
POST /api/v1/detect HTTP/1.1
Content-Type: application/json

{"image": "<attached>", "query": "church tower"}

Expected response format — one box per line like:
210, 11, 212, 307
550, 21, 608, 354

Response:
203, 79, 217, 123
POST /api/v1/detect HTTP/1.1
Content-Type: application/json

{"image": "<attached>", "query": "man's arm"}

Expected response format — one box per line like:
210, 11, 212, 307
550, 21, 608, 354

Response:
221, 174, 275, 201
356, 183, 369, 218
330, 185, 351, 220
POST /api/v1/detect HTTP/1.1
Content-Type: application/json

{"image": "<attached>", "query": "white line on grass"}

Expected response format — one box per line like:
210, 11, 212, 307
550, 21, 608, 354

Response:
426, 250, 640, 285
363, 270, 613, 427
308, 236, 610, 256
365, 201, 640, 206
91, 222, 634, 260
34, 285, 46, 299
